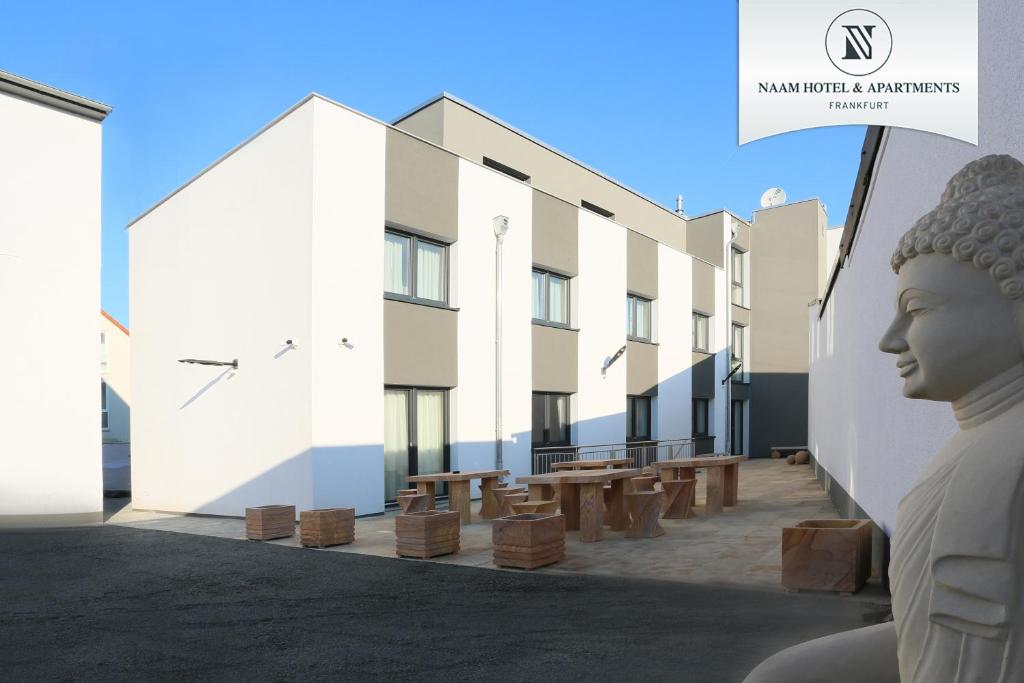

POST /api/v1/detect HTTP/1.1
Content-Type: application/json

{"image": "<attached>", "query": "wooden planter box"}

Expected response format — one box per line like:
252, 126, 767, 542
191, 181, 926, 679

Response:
492, 513, 565, 570
395, 510, 460, 559
782, 519, 872, 593
245, 505, 295, 541
300, 508, 355, 548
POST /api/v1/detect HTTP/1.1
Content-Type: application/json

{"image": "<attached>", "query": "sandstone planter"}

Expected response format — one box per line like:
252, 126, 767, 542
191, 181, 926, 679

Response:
492, 513, 565, 570
782, 519, 872, 593
395, 510, 460, 559
300, 508, 354, 547
245, 505, 295, 541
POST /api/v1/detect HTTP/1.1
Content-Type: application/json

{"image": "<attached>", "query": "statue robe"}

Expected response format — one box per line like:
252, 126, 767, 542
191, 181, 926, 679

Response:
890, 369, 1024, 682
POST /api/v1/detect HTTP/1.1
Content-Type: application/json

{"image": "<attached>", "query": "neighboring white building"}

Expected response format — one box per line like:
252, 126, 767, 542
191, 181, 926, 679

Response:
0, 70, 111, 526
808, 0, 1023, 535
101, 310, 131, 493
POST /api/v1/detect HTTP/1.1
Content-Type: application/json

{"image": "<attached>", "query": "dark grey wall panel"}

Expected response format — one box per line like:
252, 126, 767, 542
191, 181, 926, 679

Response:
532, 190, 579, 275
627, 231, 658, 299
383, 299, 457, 387
385, 129, 459, 242
532, 324, 578, 393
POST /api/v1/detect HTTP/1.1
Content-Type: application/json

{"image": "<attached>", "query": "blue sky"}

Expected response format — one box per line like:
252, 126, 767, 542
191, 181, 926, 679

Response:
1, 1, 865, 325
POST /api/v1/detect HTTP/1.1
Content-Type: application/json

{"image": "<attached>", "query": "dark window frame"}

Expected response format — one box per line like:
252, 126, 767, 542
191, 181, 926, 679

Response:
731, 247, 746, 306
627, 294, 653, 342
532, 268, 571, 327
384, 385, 451, 501
626, 395, 652, 442
483, 157, 531, 183
532, 392, 572, 446
731, 399, 745, 456
731, 323, 745, 362
101, 380, 109, 431
692, 311, 710, 352
692, 398, 709, 437
384, 227, 450, 306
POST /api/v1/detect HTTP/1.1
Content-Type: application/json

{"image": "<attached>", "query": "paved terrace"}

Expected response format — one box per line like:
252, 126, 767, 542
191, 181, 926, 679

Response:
110, 459, 875, 594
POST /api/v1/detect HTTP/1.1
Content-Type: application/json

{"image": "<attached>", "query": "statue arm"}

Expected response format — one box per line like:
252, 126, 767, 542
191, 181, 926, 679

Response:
744, 621, 899, 683
931, 556, 1013, 639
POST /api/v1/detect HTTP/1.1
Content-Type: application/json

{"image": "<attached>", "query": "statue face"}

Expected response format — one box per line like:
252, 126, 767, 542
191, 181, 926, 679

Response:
879, 253, 1023, 402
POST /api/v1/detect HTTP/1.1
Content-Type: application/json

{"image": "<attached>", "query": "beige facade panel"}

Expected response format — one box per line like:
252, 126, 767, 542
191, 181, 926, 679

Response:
733, 218, 751, 252
626, 230, 658, 298
691, 352, 715, 399
731, 304, 750, 327
685, 213, 725, 267
385, 128, 458, 242
532, 190, 579, 275
627, 341, 658, 396
391, 99, 444, 145
692, 259, 716, 314
418, 98, 686, 251
532, 324, 578, 393
383, 299, 457, 387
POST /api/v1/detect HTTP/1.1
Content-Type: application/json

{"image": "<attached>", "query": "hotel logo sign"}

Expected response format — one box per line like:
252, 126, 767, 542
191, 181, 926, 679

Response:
739, 0, 977, 144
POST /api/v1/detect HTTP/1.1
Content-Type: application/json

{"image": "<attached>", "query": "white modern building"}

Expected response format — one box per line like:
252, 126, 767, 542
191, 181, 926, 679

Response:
0, 70, 111, 526
808, 0, 1022, 540
101, 310, 131, 493
130, 93, 831, 518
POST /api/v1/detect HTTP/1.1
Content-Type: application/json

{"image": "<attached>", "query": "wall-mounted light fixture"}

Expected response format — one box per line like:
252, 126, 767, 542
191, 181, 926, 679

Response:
178, 358, 239, 369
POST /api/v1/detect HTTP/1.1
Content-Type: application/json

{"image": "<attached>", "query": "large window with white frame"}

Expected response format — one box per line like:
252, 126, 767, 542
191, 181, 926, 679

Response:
384, 229, 448, 304
532, 269, 570, 326
692, 312, 710, 352
626, 294, 652, 341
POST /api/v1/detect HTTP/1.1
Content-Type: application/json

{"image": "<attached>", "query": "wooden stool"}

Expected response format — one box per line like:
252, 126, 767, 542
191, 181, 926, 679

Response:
511, 500, 558, 514
500, 493, 528, 517
630, 476, 657, 492
527, 483, 557, 502
480, 481, 508, 519
398, 493, 429, 513
603, 485, 613, 512
493, 487, 526, 516
661, 479, 697, 519
625, 492, 664, 538
397, 488, 418, 497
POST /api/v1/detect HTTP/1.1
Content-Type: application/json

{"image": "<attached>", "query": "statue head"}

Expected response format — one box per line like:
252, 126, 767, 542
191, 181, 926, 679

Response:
879, 155, 1024, 402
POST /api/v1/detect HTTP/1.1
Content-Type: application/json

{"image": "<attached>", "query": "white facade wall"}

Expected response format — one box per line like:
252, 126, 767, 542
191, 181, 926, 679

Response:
453, 159, 533, 492
576, 211, 628, 444
101, 312, 131, 492
130, 101, 317, 517
656, 244, 693, 440
808, 0, 1024, 533
712, 266, 729, 451
309, 99, 387, 514
0, 92, 103, 521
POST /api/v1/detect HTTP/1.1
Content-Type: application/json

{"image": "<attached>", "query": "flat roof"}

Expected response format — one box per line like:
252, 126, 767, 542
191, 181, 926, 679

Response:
394, 92, 687, 225
0, 69, 111, 122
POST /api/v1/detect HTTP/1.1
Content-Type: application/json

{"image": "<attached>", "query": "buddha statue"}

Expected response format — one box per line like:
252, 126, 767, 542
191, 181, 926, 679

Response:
745, 154, 1024, 683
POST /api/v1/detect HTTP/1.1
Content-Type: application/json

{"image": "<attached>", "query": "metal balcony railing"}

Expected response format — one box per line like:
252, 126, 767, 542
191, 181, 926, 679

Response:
531, 438, 695, 475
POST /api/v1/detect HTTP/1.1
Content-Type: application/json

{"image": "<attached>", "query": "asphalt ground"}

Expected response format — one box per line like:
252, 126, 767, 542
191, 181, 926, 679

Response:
0, 525, 889, 682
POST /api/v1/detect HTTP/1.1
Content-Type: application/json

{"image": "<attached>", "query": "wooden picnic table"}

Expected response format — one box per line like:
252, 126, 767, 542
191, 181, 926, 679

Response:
516, 468, 641, 542
550, 457, 634, 471
653, 455, 747, 516
407, 469, 509, 524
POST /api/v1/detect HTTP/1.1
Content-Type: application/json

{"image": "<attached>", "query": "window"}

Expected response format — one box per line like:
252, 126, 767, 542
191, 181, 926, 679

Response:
731, 400, 745, 455
626, 395, 652, 441
731, 323, 745, 363
731, 248, 746, 306
101, 381, 109, 431
384, 229, 447, 304
532, 393, 571, 445
483, 157, 530, 183
384, 387, 449, 502
692, 312, 710, 351
581, 199, 614, 219
693, 398, 709, 437
100, 331, 108, 372
627, 294, 652, 341
532, 269, 570, 325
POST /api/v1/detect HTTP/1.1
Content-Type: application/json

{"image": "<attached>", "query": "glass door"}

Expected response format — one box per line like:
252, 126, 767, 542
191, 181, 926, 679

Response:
731, 400, 745, 455
384, 387, 448, 502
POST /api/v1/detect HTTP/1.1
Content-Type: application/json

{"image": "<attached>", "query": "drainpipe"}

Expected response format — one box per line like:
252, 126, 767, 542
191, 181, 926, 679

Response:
493, 216, 510, 471
724, 220, 738, 456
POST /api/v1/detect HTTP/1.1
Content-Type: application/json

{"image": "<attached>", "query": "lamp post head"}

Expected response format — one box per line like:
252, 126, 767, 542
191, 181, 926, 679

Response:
493, 215, 509, 238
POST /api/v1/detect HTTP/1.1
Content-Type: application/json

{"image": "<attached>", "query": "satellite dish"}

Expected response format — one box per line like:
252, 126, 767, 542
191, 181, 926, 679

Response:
760, 187, 787, 208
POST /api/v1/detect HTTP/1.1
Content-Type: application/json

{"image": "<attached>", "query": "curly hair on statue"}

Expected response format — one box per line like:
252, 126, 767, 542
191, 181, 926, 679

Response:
891, 154, 1024, 300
